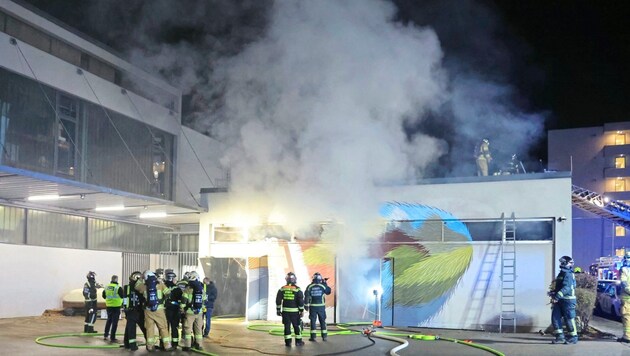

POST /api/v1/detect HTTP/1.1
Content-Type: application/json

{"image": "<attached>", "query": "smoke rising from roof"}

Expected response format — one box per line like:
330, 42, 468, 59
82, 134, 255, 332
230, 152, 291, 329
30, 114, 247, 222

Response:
26, 0, 545, 240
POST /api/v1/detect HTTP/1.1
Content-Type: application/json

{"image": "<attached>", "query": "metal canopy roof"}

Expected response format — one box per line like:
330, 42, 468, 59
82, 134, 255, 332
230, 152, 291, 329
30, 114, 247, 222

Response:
0, 165, 204, 229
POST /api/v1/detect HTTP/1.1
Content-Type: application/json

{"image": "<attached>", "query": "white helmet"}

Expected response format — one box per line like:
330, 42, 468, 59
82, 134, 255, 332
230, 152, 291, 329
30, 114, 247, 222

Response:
143, 270, 155, 280
189, 271, 199, 281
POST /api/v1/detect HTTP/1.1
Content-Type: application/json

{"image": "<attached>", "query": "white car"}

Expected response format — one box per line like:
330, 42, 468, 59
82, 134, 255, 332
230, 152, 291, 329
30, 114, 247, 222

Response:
595, 280, 622, 320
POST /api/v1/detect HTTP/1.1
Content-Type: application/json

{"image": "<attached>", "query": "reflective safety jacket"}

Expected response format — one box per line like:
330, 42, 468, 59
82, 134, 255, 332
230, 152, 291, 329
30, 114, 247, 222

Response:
135, 280, 170, 311
276, 283, 304, 314
123, 281, 144, 311
103, 282, 123, 308
305, 282, 331, 309
552, 267, 576, 300
621, 267, 630, 303
83, 279, 97, 302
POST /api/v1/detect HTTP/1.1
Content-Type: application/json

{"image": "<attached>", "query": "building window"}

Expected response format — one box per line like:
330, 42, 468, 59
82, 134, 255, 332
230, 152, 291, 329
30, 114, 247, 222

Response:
616, 178, 626, 192
616, 133, 627, 145
617, 157, 627, 169
616, 225, 626, 237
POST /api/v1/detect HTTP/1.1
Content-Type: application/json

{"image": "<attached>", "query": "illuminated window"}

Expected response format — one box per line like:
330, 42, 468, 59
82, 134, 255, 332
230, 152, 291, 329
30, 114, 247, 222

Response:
617, 248, 626, 256
616, 133, 626, 145
616, 225, 626, 237
616, 157, 626, 169
615, 178, 626, 192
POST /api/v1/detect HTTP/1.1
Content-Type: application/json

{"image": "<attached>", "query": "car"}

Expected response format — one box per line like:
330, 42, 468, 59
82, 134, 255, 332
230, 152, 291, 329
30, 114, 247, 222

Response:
595, 280, 622, 320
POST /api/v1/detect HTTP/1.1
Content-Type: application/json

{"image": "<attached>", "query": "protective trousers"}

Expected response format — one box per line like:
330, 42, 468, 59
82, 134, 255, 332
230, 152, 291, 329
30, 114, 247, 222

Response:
165, 308, 181, 345
84, 301, 97, 332
144, 309, 171, 351
622, 301, 630, 340
551, 299, 577, 341
104, 307, 121, 340
309, 306, 327, 340
123, 309, 146, 349
282, 312, 302, 346
182, 312, 203, 348
476, 156, 489, 176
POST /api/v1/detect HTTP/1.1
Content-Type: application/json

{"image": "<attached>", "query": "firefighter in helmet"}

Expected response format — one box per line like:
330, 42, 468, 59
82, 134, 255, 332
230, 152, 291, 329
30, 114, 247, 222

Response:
276, 272, 305, 347
83, 271, 101, 333
619, 252, 630, 343
475, 138, 492, 176
548, 256, 578, 344
305, 272, 332, 341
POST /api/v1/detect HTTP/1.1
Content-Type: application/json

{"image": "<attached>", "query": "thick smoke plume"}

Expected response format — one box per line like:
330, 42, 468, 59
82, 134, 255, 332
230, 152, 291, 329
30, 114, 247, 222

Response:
28, 0, 545, 246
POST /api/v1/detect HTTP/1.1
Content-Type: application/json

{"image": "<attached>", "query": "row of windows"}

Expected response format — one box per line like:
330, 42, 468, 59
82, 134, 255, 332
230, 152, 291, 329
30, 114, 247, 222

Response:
0, 205, 173, 253
0, 9, 178, 112
0, 67, 174, 199
211, 219, 554, 242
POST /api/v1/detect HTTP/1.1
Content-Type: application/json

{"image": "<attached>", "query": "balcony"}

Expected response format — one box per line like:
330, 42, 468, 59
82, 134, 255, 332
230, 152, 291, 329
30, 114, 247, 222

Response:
605, 167, 630, 178
604, 144, 630, 157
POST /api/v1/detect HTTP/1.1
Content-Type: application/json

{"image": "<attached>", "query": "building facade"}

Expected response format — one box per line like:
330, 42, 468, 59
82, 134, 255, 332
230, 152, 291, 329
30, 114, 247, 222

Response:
0, 1, 222, 317
548, 122, 630, 267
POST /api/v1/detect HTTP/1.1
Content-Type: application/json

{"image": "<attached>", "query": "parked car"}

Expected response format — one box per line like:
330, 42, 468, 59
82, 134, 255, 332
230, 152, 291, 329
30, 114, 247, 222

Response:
595, 280, 622, 320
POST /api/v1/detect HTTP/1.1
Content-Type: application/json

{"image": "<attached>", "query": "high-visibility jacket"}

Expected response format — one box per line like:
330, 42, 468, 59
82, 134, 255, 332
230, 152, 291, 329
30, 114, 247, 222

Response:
621, 266, 630, 303
104, 283, 123, 307
305, 282, 331, 308
276, 284, 304, 313
552, 267, 576, 300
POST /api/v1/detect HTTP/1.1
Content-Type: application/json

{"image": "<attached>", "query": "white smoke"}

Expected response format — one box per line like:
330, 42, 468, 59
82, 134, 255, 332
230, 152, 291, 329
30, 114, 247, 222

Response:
210, 0, 448, 240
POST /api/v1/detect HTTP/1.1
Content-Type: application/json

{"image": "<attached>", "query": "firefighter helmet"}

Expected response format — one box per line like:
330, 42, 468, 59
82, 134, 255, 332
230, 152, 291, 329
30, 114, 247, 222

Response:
155, 268, 165, 279
86, 271, 96, 280
165, 269, 176, 281
129, 271, 142, 282
559, 256, 573, 268
285, 272, 297, 284
312, 272, 323, 283
189, 271, 199, 281
143, 270, 155, 280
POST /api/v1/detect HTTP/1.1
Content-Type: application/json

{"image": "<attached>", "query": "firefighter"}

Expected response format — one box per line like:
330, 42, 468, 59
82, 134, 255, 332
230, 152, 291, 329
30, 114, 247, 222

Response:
164, 269, 182, 348
276, 272, 305, 347
619, 252, 630, 343
305, 272, 332, 341
102, 275, 123, 342
548, 256, 578, 344
181, 271, 205, 351
123, 271, 146, 351
135, 270, 173, 352
475, 138, 492, 176
83, 271, 100, 333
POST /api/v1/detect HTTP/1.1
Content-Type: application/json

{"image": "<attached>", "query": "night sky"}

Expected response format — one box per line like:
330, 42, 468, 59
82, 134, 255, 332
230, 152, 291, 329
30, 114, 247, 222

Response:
19, 0, 630, 166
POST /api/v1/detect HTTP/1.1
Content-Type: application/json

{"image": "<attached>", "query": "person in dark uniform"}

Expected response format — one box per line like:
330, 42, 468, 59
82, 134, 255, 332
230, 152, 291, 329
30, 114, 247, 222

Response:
83, 271, 101, 333
276, 272, 305, 347
164, 269, 182, 348
202, 277, 218, 338
548, 256, 578, 344
102, 275, 123, 341
304, 272, 332, 341
123, 271, 146, 351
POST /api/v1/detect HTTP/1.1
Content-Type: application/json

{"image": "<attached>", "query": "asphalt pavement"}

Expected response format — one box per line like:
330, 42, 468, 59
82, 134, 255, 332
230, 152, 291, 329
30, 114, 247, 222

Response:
3, 313, 630, 356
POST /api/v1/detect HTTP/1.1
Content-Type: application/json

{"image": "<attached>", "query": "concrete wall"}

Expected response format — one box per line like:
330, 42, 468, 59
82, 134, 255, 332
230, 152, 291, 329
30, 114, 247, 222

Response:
174, 127, 226, 208
0, 243, 121, 318
376, 174, 573, 266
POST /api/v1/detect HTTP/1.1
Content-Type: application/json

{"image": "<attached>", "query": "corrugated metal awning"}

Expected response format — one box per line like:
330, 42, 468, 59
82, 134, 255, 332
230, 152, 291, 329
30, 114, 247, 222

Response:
0, 165, 204, 228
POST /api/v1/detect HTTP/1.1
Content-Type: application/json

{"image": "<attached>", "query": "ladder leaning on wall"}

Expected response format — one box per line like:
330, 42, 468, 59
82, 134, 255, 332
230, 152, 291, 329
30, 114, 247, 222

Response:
499, 212, 517, 333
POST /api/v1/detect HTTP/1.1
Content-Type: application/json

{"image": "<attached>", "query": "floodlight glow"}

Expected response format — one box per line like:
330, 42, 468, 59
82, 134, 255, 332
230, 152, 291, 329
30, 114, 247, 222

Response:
604, 197, 610, 203
370, 286, 383, 297
95, 205, 126, 212
139, 212, 167, 219
27, 194, 60, 201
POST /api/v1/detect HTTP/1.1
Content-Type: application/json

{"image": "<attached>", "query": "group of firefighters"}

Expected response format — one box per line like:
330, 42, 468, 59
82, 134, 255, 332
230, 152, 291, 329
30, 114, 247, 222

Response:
276, 271, 332, 347
82, 268, 217, 352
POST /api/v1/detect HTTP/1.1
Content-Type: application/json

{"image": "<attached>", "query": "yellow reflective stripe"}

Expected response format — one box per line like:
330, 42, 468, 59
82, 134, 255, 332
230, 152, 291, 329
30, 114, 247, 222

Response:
310, 303, 325, 306
284, 335, 292, 339
283, 307, 299, 312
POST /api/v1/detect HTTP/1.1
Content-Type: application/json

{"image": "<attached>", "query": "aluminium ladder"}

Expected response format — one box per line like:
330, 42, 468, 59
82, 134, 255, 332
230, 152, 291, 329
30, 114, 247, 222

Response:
499, 213, 517, 333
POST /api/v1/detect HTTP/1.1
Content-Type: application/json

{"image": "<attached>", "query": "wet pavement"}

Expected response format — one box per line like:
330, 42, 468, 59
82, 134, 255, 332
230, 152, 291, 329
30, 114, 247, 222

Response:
2, 312, 630, 356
